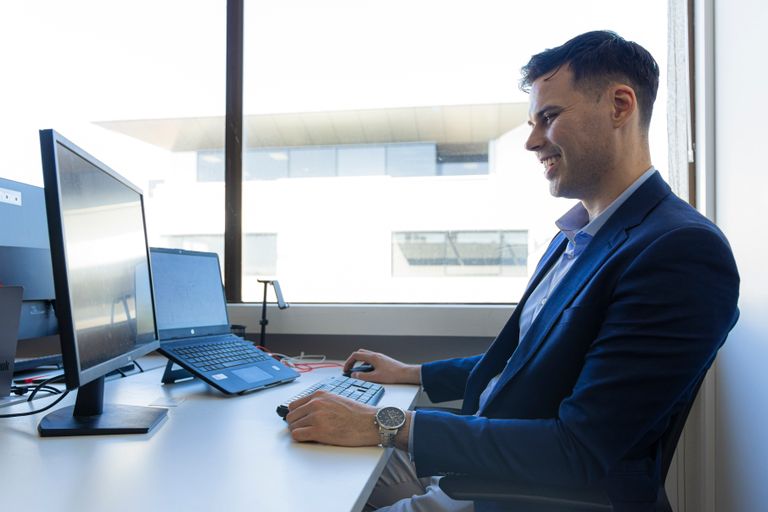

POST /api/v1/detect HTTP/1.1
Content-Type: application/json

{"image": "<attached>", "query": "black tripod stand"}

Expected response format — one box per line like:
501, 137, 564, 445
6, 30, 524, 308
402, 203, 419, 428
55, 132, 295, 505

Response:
257, 279, 289, 348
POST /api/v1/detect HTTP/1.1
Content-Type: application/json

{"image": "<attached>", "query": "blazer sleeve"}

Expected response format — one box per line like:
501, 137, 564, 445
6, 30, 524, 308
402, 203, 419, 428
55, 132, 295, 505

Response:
421, 355, 483, 403
412, 226, 740, 487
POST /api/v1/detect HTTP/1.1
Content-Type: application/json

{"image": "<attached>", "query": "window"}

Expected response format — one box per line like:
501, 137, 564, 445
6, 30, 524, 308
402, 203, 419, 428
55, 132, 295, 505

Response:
338, 146, 386, 177
289, 147, 337, 178
244, 233, 278, 278
386, 144, 437, 177
1, 2, 672, 305
160, 233, 277, 283
197, 151, 226, 182
240, 0, 669, 303
246, 150, 289, 181
393, 231, 527, 277
0, 0, 227, 264
161, 235, 225, 256
197, 143, 488, 181
438, 144, 489, 176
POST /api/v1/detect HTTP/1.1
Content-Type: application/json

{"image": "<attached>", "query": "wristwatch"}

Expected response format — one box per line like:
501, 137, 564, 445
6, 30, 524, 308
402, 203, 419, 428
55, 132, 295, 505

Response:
374, 406, 406, 447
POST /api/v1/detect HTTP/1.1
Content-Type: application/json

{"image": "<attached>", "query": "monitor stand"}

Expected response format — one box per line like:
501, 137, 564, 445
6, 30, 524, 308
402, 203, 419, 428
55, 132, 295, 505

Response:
38, 376, 167, 437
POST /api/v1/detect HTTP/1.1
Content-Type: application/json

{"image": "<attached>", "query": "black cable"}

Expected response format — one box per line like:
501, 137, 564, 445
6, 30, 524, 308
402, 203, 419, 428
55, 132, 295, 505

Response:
10, 386, 29, 396
36, 385, 62, 395
11, 385, 60, 397
27, 374, 65, 402
0, 389, 70, 419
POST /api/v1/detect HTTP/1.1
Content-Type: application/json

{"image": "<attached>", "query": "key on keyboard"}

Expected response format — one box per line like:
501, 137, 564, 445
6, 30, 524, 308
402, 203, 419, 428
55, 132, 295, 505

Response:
276, 375, 384, 418
170, 339, 269, 372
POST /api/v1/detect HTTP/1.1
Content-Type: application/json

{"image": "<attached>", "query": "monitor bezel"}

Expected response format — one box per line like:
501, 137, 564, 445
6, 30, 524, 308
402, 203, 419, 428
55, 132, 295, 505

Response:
150, 247, 232, 341
39, 129, 160, 391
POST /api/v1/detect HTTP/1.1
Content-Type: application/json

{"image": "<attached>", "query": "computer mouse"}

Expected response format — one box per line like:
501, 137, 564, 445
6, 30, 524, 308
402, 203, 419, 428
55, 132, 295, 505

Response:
343, 362, 375, 377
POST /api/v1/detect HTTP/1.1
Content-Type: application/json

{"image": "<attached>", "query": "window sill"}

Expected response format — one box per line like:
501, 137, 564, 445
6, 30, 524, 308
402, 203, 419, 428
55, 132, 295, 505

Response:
227, 303, 514, 338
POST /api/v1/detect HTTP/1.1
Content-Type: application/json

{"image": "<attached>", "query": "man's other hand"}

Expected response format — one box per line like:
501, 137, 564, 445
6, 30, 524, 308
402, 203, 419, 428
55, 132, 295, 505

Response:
343, 349, 422, 385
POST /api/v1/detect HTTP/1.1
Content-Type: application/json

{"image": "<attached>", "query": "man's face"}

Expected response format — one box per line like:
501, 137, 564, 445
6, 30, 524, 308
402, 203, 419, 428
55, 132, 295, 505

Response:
525, 66, 615, 202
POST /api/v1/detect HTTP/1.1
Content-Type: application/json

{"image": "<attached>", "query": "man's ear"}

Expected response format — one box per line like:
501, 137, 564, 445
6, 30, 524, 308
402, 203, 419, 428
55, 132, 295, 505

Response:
611, 84, 637, 128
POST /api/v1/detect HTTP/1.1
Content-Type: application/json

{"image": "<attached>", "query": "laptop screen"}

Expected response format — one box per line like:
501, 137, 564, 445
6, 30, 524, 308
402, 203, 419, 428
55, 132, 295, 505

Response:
150, 248, 231, 340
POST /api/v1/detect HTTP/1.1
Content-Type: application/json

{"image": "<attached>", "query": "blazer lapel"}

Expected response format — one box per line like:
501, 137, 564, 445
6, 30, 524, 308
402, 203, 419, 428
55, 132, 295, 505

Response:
478, 172, 672, 413
461, 233, 568, 413
528, 233, 569, 292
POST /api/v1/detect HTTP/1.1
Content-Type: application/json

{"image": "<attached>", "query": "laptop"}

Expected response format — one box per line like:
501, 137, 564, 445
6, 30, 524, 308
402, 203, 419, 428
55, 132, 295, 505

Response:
0, 286, 23, 397
150, 247, 300, 394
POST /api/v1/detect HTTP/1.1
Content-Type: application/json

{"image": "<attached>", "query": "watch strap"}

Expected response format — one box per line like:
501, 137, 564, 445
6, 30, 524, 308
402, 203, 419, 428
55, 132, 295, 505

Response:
378, 429, 398, 447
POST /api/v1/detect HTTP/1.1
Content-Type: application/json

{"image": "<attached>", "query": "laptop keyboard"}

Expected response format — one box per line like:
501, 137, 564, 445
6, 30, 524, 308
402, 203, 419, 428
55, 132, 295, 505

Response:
169, 338, 270, 372
276, 375, 384, 418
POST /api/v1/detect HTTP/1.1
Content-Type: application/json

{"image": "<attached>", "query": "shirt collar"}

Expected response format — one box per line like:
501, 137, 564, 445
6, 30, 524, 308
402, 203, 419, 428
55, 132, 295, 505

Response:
555, 167, 657, 242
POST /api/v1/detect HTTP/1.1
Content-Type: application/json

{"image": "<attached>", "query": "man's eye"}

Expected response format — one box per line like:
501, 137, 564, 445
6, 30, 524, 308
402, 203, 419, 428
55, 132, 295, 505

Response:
543, 112, 557, 124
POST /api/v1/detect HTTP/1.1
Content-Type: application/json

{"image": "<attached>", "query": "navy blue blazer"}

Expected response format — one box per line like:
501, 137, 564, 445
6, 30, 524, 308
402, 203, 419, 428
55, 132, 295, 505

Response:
413, 172, 740, 510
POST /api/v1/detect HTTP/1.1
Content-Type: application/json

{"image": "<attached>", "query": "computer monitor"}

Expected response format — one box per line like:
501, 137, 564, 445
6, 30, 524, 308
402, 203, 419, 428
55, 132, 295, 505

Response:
0, 177, 60, 371
37, 129, 167, 437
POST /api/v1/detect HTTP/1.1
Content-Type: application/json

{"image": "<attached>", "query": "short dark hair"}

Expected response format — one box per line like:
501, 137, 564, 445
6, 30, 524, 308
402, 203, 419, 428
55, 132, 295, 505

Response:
520, 31, 660, 130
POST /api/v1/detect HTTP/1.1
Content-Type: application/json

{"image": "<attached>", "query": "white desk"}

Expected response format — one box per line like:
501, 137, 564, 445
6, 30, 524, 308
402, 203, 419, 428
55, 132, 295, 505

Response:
0, 361, 419, 512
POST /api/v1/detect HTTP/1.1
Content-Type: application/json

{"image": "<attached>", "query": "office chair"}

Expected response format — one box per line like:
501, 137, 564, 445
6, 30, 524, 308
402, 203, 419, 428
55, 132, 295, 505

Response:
437, 372, 708, 512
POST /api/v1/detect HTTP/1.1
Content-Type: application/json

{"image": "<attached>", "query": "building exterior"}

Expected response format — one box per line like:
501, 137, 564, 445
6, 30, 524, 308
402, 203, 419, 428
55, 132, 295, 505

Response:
98, 103, 570, 303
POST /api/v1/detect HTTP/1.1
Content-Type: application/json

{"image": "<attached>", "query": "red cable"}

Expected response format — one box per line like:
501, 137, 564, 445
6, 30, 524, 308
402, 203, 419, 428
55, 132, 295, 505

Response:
253, 346, 344, 373
291, 362, 344, 373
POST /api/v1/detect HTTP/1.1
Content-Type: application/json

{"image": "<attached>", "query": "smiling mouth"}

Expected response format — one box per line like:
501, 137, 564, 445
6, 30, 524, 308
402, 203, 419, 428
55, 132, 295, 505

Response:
540, 154, 561, 172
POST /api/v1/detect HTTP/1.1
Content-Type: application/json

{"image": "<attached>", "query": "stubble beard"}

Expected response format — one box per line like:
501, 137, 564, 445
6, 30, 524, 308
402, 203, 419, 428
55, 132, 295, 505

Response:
549, 156, 609, 202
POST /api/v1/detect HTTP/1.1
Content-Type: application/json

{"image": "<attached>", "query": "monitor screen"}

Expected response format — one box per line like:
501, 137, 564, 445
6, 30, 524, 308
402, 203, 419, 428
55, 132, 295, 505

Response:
38, 130, 166, 436
0, 177, 60, 371
47, 134, 157, 381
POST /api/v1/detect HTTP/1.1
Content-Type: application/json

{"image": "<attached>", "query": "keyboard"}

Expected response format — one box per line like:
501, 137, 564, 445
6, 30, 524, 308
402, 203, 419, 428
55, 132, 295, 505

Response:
276, 375, 384, 418
168, 338, 270, 372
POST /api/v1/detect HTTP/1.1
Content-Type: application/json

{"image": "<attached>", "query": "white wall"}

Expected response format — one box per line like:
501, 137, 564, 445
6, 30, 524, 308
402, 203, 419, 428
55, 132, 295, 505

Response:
713, 0, 768, 509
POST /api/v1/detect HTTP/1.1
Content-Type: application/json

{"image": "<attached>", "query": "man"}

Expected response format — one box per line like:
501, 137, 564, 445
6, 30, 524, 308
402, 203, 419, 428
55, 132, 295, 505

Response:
285, 31, 740, 511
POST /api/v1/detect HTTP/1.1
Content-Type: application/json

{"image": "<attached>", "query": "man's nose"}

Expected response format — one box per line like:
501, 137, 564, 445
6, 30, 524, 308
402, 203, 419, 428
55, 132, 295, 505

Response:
525, 126, 543, 152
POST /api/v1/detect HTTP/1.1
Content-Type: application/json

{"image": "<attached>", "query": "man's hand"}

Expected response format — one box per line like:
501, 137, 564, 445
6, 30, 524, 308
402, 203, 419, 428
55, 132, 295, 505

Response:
343, 349, 421, 385
285, 391, 379, 446
286, 391, 412, 450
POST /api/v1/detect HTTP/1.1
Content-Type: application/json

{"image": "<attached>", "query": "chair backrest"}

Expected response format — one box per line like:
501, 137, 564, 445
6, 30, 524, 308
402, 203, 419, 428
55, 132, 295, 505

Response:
658, 370, 708, 481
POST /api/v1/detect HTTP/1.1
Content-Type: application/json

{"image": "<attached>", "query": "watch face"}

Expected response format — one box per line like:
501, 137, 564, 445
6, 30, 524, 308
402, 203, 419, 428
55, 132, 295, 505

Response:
376, 407, 406, 429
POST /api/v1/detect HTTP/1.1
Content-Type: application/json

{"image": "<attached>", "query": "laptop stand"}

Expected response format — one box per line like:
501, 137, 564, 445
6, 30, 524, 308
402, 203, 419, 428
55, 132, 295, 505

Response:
161, 360, 194, 384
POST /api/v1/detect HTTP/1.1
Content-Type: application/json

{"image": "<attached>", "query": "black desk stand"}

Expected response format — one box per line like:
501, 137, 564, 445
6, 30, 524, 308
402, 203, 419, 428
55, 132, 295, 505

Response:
257, 279, 289, 348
